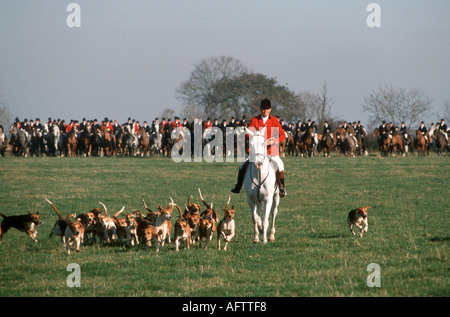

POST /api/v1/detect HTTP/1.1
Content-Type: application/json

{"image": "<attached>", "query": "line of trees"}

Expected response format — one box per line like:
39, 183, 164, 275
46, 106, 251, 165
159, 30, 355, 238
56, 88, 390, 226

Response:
176, 56, 448, 130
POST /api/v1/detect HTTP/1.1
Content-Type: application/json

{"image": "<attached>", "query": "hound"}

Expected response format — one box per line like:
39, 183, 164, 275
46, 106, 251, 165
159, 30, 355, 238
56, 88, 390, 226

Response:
348, 206, 371, 238
217, 196, 236, 251
135, 210, 158, 249
45, 198, 84, 254
97, 202, 118, 244
76, 208, 99, 245
153, 198, 174, 251
113, 208, 138, 247
144, 198, 174, 246
0, 211, 42, 242
64, 218, 85, 254
173, 204, 191, 251
183, 194, 201, 246
198, 188, 219, 249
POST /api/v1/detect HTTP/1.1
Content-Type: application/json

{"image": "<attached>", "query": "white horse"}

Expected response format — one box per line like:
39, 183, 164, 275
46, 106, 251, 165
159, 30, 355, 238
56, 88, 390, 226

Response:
244, 127, 280, 244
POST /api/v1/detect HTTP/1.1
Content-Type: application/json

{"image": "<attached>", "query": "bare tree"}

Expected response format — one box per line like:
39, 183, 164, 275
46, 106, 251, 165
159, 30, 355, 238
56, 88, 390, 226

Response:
299, 82, 339, 128
0, 105, 10, 131
441, 100, 450, 121
160, 108, 175, 121
0, 90, 11, 133
298, 91, 320, 121
362, 84, 432, 128
316, 82, 335, 126
180, 103, 204, 122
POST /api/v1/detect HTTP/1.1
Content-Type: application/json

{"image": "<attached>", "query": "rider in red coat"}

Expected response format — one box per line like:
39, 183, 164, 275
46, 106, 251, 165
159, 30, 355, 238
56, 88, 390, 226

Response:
231, 98, 287, 197
247, 110, 286, 157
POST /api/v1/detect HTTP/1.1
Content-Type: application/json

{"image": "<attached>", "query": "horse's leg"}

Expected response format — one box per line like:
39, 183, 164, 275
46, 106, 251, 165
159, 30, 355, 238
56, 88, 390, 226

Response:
261, 197, 273, 244
248, 198, 261, 243
269, 196, 279, 242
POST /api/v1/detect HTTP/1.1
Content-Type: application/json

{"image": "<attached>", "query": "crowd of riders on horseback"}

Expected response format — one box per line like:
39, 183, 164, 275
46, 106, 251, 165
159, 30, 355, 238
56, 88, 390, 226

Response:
374, 118, 449, 156
1, 115, 448, 157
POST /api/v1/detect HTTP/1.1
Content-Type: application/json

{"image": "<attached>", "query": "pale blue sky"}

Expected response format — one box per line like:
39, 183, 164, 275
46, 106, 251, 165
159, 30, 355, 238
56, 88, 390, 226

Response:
1, 0, 449, 126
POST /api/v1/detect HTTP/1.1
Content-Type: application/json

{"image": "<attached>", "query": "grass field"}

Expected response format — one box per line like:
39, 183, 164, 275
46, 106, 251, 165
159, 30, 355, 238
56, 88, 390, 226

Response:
0, 155, 448, 297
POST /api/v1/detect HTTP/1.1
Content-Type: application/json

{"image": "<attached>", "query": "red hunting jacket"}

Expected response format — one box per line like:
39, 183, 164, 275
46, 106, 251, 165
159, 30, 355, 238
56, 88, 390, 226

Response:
248, 115, 286, 156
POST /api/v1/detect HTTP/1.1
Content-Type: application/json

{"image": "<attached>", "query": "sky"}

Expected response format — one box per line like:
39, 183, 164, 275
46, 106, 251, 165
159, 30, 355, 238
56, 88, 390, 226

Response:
0, 0, 449, 127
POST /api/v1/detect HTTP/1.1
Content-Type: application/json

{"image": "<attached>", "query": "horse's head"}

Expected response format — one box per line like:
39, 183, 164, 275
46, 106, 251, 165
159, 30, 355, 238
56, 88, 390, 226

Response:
416, 130, 422, 138
335, 128, 346, 143
246, 127, 267, 168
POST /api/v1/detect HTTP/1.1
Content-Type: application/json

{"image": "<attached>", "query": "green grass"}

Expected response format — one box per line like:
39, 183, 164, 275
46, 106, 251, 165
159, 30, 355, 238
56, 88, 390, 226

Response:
0, 155, 449, 297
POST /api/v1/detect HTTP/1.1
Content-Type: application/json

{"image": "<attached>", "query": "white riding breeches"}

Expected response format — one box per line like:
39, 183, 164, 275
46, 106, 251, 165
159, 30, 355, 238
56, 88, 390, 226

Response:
269, 155, 284, 172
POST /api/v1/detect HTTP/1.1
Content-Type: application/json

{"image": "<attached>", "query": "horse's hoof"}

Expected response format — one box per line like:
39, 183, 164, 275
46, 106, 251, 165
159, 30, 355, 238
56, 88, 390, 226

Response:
253, 238, 260, 243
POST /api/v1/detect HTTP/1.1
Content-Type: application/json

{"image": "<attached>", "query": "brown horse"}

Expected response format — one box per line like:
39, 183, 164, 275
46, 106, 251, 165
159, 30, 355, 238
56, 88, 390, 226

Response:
391, 133, 405, 156
279, 134, 286, 157
433, 129, 448, 156
77, 130, 90, 157
138, 127, 150, 157
336, 128, 356, 157
319, 132, 337, 157
297, 127, 315, 157
101, 126, 115, 157
283, 131, 295, 156
355, 133, 368, 156
372, 128, 390, 156
415, 130, 427, 156
66, 127, 77, 157
114, 127, 124, 156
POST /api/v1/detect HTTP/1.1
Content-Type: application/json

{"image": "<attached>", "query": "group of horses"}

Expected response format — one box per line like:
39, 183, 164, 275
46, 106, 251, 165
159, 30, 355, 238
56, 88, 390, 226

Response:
279, 125, 448, 158
280, 125, 368, 158
6, 124, 177, 158
371, 127, 448, 157
4, 122, 449, 158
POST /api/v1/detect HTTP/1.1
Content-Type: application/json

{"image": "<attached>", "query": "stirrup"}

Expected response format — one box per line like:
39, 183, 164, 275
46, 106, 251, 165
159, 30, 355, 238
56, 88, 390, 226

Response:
279, 186, 287, 198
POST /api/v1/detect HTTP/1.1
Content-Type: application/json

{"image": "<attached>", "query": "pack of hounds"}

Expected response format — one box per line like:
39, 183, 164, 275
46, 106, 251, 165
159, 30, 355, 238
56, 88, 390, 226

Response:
0, 188, 236, 254
1, 193, 371, 254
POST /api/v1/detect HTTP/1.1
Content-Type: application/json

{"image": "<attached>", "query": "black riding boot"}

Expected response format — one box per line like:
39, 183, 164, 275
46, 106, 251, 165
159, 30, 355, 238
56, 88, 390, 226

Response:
278, 171, 287, 198
231, 160, 249, 194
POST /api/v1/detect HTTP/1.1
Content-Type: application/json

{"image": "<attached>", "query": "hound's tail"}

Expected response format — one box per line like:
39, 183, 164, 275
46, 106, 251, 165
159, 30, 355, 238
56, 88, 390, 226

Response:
173, 204, 183, 218
45, 198, 64, 220
0, 212, 6, 219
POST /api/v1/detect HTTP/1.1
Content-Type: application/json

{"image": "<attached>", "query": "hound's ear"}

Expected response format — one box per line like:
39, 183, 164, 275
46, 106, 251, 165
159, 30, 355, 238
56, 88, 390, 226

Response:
157, 204, 163, 211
